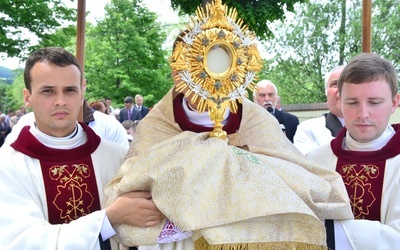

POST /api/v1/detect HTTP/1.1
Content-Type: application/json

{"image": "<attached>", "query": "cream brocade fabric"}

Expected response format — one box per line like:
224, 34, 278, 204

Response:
103, 87, 353, 249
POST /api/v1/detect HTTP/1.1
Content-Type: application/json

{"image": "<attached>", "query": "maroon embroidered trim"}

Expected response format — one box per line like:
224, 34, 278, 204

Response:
330, 126, 400, 221
336, 159, 384, 221
43, 159, 101, 224
11, 123, 102, 224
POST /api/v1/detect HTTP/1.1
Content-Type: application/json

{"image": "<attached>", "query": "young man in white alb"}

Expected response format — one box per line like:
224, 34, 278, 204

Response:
307, 53, 400, 249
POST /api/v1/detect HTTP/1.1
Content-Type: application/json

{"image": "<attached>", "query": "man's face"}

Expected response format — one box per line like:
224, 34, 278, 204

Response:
124, 102, 133, 109
23, 62, 83, 137
135, 97, 143, 106
326, 70, 343, 117
255, 84, 277, 110
106, 99, 111, 106
341, 79, 399, 143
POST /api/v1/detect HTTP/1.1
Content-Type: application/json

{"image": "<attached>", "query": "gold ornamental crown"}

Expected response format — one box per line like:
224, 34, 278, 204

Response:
170, 0, 263, 139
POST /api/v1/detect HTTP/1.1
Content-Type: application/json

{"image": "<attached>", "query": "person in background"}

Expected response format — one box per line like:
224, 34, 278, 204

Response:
253, 80, 299, 143
134, 94, 149, 119
106, 97, 114, 116
0, 47, 164, 249
121, 119, 139, 143
89, 100, 107, 114
112, 108, 121, 121
19, 105, 27, 115
9, 109, 23, 128
119, 96, 142, 123
294, 65, 345, 155
0, 113, 10, 147
307, 53, 400, 249
5, 109, 13, 127
276, 95, 282, 111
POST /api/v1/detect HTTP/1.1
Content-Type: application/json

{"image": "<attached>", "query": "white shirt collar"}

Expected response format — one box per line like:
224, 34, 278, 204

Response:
344, 125, 395, 151
29, 123, 87, 149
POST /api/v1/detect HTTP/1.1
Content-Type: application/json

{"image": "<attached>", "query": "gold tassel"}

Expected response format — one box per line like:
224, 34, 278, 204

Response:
194, 237, 328, 250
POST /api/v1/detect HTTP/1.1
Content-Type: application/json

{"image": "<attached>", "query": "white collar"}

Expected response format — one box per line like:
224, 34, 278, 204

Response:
344, 125, 395, 151
29, 123, 87, 149
181, 98, 230, 128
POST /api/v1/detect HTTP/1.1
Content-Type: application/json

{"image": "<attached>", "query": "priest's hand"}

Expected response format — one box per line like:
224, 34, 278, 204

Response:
106, 191, 165, 227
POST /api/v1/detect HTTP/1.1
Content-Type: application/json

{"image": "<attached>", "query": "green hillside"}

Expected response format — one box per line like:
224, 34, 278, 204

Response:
0, 66, 15, 84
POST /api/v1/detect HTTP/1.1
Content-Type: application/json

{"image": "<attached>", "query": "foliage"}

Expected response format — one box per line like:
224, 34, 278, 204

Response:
370, 0, 400, 70
0, 66, 15, 84
0, 0, 76, 58
83, 0, 173, 108
0, 85, 15, 113
0, 67, 23, 112
169, 0, 306, 40
7, 71, 25, 110
260, 0, 343, 104
0, 83, 10, 112
260, 0, 400, 104
32, 24, 78, 52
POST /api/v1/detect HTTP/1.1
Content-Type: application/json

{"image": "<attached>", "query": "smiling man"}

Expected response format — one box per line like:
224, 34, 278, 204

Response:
307, 53, 400, 249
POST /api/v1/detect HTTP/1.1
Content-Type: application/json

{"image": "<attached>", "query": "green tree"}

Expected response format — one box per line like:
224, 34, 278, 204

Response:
259, 0, 400, 104
83, 0, 172, 107
370, 0, 400, 70
0, 83, 11, 112
32, 25, 78, 52
170, 0, 306, 39
7, 71, 25, 111
0, 69, 23, 112
0, 0, 76, 58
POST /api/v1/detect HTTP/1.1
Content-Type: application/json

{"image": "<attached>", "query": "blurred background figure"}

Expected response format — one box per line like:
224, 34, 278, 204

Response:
89, 100, 107, 114
105, 97, 114, 115
134, 94, 149, 119
121, 119, 139, 143
253, 80, 299, 143
276, 96, 282, 111
9, 110, 23, 129
294, 65, 345, 155
5, 109, 14, 127
0, 114, 10, 147
119, 96, 142, 123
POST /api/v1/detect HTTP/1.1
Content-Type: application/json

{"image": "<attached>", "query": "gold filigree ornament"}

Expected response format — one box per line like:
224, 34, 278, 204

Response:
170, 0, 263, 140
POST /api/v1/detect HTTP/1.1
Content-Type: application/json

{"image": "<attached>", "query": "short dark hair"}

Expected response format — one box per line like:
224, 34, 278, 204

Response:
338, 53, 398, 98
24, 47, 82, 92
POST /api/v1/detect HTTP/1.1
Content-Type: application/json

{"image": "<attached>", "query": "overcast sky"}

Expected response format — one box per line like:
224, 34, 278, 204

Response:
0, 0, 179, 69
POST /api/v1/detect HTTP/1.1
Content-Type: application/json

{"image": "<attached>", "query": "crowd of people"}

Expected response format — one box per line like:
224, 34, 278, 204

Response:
0, 105, 27, 147
0, 2, 399, 249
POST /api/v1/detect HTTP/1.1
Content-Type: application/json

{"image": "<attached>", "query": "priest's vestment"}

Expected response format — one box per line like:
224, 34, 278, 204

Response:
104, 87, 354, 250
307, 126, 400, 249
0, 123, 127, 249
